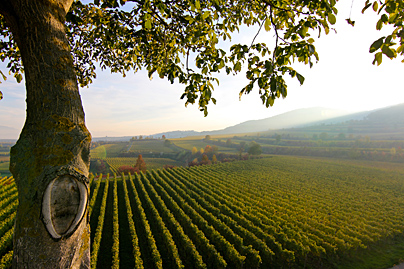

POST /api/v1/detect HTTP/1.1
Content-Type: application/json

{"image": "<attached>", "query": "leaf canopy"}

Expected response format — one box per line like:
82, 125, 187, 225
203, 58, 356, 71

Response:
0, 0, 402, 112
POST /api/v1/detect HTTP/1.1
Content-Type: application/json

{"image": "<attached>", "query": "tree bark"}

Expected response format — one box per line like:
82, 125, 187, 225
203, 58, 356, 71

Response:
1, 1, 91, 268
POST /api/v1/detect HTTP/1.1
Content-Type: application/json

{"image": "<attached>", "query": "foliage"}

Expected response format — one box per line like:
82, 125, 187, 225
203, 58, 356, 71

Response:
134, 155, 147, 173
164, 140, 172, 147
90, 177, 109, 269
1, 0, 338, 115
247, 141, 262, 155
362, 0, 404, 65
90, 159, 108, 174
118, 165, 137, 175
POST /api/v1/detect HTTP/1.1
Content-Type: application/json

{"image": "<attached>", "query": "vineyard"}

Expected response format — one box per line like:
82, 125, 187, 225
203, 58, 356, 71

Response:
0, 156, 404, 268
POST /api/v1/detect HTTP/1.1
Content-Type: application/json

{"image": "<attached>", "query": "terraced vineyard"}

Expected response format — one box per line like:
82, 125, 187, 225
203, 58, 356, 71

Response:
102, 157, 184, 174
1, 156, 404, 268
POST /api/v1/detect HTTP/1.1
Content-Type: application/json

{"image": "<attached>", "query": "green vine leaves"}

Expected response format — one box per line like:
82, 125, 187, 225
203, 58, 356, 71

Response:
362, 0, 404, 65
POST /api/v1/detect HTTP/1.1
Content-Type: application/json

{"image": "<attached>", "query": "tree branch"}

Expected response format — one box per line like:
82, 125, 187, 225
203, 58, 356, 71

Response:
249, 17, 266, 50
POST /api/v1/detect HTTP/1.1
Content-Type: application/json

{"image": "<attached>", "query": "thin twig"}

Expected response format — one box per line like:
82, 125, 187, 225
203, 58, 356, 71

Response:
249, 17, 266, 50
269, 6, 278, 63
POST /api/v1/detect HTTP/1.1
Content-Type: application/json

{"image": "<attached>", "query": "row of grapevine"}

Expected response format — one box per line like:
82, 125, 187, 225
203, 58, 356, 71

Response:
88, 174, 104, 217
127, 174, 163, 269
0, 179, 16, 265
1, 156, 404, 268
90, 178, 109, 268
140, 171, 208, 269
161, 168, 280, 267
121, 174, 143, 268
133, 173, 183, 268
149, 170, 231, 268
111, 176, 119, 268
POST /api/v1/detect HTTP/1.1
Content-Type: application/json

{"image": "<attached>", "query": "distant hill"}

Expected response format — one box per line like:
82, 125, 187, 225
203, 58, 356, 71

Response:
88, 103, 404, 141
283, 103, 404, 139
205, 107, 350, 135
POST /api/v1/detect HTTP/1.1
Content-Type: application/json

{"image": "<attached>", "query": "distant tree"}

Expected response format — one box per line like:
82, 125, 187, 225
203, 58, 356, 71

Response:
139, 135, 143, 140
90, 159, 107, 174
162, 135, 166, 140
275, 134, 282, 143
248, 141, 262, 156
239, 147, 244, 159
200, 154, 211, 165
211, 145, 219, 153
204, 135, 211, 141
200, 148, 204, 154
212, 154, 217, 163
164, 140, 172, 147
239, 141, 246, 150
204, 145, 212, 154
134, 155, 147, 173
188, 158, 199, 167
226, 139, 232, 146
192, 147, 198, 155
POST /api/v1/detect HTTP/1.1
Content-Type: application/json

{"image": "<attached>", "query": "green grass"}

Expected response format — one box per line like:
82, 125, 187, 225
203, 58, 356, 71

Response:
172, 138, 237, 153
144, 158, 185, 169
129, 140, 176, 154
91, 143, 129, 158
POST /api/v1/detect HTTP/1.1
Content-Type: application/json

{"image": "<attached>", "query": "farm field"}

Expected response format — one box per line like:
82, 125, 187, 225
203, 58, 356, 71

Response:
103, 157, 185, 174
0, 156, 404, 268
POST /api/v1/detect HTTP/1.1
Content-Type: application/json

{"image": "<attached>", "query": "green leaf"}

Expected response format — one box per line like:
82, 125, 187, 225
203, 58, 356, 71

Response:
0, 91, 2, 100
307, 38, 315, 44
369, 37, 384, 52
373, 52, 383, 65
296, 73, 305, 85
184, 15, 194, 24
15, 73, 23, 83
388, 13, 398, 23
381, 45, 396, 59
397, 44, 404, 54
372, 1, 378, 12
195, 0, 200, 10
264, 17, 271, 31
0, 70, 7, 81
328, 14, 336, 25
376, 19, 383, 30
145, 20, 151, 29
202, 11, 210, 20
362, 3, 372, 13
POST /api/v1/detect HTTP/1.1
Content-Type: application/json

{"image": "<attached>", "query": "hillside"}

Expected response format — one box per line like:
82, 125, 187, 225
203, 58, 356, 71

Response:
2, 157, 404, 268
287, 103, 404, 139
150, 103, 404, 139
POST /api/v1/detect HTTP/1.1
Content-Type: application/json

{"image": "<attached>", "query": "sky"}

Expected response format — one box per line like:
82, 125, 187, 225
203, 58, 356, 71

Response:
1, 1, 404, 139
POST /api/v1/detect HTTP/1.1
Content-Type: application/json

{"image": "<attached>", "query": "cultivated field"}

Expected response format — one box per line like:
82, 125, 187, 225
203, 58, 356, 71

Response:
0, 156, 404, 268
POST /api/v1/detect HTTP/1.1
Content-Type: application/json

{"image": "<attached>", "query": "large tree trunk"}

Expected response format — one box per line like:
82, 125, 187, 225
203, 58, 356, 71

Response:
1, 1, 91, 268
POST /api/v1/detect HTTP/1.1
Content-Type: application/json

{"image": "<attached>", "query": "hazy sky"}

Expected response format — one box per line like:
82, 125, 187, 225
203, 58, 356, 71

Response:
1, 1, 404, 139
